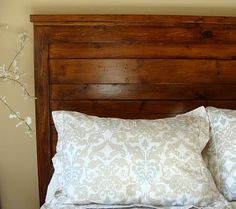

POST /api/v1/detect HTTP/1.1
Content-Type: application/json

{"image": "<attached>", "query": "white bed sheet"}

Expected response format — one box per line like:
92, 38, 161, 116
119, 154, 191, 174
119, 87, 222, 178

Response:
41, 192, 234, 209
42, 174, 234, 209
41, 203, 235, 209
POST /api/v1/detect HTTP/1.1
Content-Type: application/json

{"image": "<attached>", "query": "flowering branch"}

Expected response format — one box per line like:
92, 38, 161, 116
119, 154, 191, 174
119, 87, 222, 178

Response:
0, 32, 33, 99
0, 96, 32, 136
1, 26, 34, 136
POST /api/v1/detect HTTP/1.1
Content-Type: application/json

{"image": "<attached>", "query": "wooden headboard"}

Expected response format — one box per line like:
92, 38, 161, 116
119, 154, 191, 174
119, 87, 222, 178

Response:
30, 14, 236, 206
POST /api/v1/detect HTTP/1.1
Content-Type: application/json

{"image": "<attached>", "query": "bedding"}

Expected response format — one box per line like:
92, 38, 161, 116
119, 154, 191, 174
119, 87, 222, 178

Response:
48, 107, 224, 208
42, 186, 233, 209
41, 191, 233, 209
206, 107, 236, 201
41, 202, 234, 209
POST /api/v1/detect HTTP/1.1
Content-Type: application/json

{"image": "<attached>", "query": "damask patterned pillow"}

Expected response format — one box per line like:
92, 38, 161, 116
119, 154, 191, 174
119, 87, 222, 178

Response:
206, 107, 236, 201
51, 107, 222, 207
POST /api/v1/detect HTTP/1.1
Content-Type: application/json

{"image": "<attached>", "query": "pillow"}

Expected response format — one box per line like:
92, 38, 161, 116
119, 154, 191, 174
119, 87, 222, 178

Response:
206, 107, 236, 201
51, 107, 221, 207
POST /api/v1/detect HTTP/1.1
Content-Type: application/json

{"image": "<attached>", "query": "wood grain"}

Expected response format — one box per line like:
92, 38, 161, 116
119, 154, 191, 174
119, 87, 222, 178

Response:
50, 100, 236, 125
49, 42, 236, 59
50, 84, 236, 100
50, 100, 236, 113
30, 14, 236, 25
50, 59, 236, 84
45, 26, 236, 44
33, 26, 51, 206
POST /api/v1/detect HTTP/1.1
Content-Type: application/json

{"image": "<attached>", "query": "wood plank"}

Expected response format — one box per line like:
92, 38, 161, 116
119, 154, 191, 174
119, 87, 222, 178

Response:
46, 26, 236, 43
49, 100, 189, 125
49, 100, 193, 124
50, 59, 236, 84
33, 26, 51, 206
49, 42, 236, 59
50, 100, 236, 115
30, 15, 236, 25
50, 84, 236, 100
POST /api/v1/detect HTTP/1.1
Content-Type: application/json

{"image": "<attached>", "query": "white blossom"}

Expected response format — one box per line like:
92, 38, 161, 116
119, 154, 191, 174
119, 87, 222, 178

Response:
9, 113, 17, 119
0, 26, 34, 136
24, 117, 32, 125
18, 32, 28, 45
15, 74, 20, 80
16, 121, 24, 128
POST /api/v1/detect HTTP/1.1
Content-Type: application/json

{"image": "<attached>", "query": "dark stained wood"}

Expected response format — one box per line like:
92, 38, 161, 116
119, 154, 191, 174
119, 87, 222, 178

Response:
50, 100, 236, 113
50, 84, 236, 100
31, 14, 236, 206
46, 26, 236, 44
33, 26, 51, 206
50, 100, 236, 125
50, 59, 236, 84
49, 42, 236, 59
30, 14, 236, 25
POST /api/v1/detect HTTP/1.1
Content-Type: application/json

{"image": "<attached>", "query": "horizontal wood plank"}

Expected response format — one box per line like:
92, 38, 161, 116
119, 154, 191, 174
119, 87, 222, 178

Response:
30, 15, 236, 25
50, 59, 236, 84
50, 100, 236, 114
50, 84, 236, 100
46, 26, 236, 43
50, 100, 236, 124
49, 42, 236, 59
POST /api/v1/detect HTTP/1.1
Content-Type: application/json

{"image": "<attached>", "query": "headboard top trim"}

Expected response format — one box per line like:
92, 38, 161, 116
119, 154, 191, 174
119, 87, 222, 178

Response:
30, 14, 236, 25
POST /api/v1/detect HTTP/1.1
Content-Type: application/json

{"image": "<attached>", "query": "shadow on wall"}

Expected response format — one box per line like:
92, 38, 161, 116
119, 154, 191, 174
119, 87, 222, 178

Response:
30, 5, 236, 16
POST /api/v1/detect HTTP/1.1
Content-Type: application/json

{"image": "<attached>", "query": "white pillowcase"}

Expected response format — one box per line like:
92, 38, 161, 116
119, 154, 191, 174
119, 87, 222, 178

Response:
206, 107, 236, 201
50, 107, 222, 207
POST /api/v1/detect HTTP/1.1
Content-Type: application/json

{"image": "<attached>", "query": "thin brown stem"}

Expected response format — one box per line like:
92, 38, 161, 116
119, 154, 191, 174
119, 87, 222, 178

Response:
0, 97, 32, 131
0, 75, 33, 98
7, 45, 24, 71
